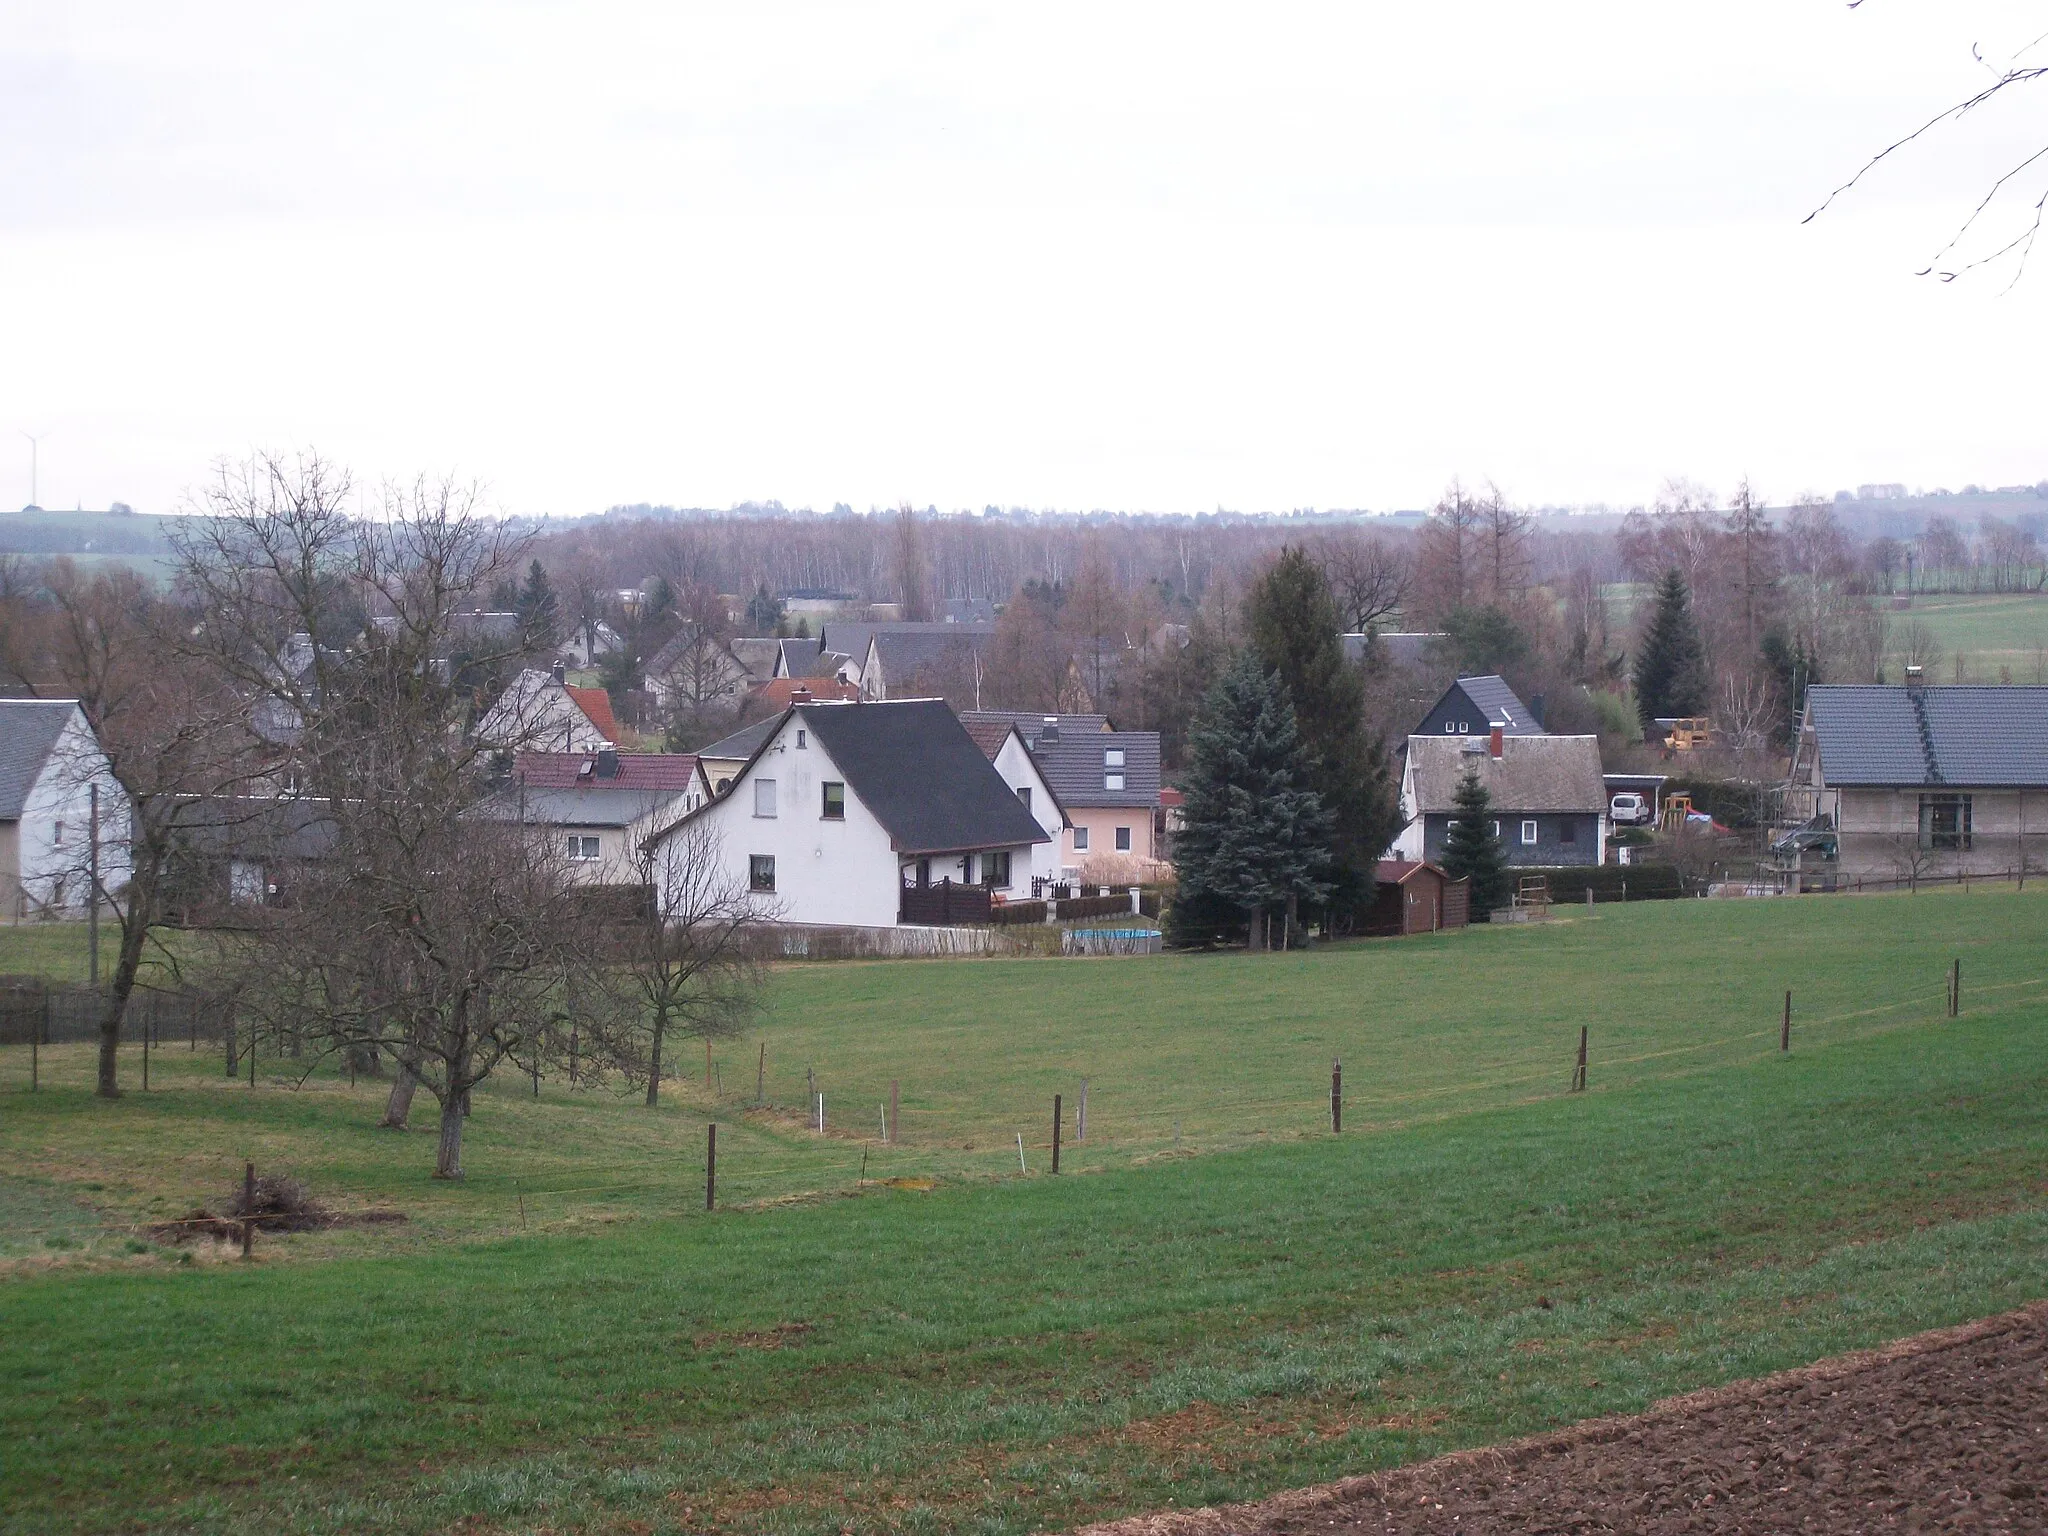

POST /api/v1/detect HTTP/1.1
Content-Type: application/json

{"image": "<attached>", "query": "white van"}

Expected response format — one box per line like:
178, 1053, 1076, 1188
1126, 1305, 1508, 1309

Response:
1609, 792, 1653, 826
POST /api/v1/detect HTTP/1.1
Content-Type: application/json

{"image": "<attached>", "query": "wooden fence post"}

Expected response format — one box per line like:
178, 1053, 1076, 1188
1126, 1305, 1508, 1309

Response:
1572, 1027, 1588, 1092
1330, 1058, 1342, 1133
757, 1042, 766, 1104
242, 1162, 255, 1260
1052, 1093, 1062, 1174
1951, 958, 1961, 1018
706, 1123, 716, 1211
889, 1078, 899, 1145
1077, 1077, 1087, 1143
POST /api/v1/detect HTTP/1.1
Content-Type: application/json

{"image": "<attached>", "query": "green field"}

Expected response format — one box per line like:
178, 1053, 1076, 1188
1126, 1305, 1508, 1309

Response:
2, 890, 2046, 1533
1893, 591, 2048, 683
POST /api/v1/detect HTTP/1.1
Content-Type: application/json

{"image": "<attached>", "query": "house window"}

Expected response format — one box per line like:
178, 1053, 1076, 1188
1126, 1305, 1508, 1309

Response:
755, 778, 777, 817
796, 729, 807, 748
1073, 826, 1090, 852
749, 855, 776, 892
1521, 820, 1538, 845
1444, 721, 1456, 733
567, 835, 601, 861
1105, 772, 1125, 791
1458, 721, 1470, 733
1105, 747, 1125, 768
1559, 818, 1577, 844
1490, 819, 1500, 838
821, 781, 845, 819
1919, 794, 1972, 851
1115, 826, 1132, 852
985, 850, 1012, 888
1016, 786, 1031, 812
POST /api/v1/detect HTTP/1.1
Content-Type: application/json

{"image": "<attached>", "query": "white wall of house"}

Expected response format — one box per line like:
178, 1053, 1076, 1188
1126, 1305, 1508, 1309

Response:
656, 716, 905, 927
476, 671, 608, 752
12, 710, 133, 916
989, 733, 1064, 888
1390, 758, 1425, 861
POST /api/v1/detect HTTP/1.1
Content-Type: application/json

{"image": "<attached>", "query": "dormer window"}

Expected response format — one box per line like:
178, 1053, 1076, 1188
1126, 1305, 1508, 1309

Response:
1104, 748, 1125, 768
1105, 773, 1125, 791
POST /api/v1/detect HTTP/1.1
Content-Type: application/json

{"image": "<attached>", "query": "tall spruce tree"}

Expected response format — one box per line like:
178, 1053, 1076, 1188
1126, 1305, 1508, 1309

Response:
1631, 567, 1708, 730
1244, 548, 1401, 915
1168, 651, 1335, 949
517, 559, 561, 651
1438, 767, 1509, 919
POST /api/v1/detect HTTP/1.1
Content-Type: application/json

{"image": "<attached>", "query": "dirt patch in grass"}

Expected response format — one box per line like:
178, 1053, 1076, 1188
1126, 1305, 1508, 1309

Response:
694, 1321, 816, 1351
1075, 1302, 2048, 1535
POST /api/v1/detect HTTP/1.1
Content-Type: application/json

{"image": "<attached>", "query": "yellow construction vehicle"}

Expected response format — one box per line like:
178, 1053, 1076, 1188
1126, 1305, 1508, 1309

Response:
1663, 717, 1713, 752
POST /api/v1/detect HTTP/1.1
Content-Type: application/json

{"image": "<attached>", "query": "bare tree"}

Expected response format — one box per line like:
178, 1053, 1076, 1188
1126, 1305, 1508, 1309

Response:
1316, 530, 1411, 633
1411, 481, 1485, 624
606, 819, 774, 1107
1, 561, 270, 1098
893, 505, 933, 620
1896, 618, 1944, 676
1475, 484, 1534, 608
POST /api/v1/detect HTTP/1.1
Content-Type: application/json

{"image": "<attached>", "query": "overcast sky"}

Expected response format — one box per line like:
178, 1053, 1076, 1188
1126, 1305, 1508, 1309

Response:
5, 2, 2048, 518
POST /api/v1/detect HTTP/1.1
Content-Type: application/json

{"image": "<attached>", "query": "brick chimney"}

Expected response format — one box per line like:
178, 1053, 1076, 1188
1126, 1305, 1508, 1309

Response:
791, 686, 812, 704
551, 659, 566, 685
1904, 664, 1924, 689
1489, 724, 1504, 759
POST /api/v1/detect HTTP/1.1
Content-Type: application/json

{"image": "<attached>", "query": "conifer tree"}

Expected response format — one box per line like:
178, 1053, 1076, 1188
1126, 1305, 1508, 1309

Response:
1631, 567, 1708, 730
517, 559, 560, 650
1438, 767, 1509, 919
1244, 548, 1401, 912
1168, 651, 1334, 949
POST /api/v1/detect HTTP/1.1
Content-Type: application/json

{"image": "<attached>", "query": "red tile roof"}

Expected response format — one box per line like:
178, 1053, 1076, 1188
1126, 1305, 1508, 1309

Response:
564, 685, 620, 743
961, 718, 1014, 760
514, 750, 702, 790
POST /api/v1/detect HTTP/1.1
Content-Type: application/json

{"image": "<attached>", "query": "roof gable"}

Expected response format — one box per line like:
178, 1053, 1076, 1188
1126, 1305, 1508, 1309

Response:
1420, 675, 1543, 735
1025, 729, 1161, 807
0, 701, 81, 819
1808, 685, 2048, 787
514, 751, 704, 791
564, 685, 620, 743
797, 700, 1048, 854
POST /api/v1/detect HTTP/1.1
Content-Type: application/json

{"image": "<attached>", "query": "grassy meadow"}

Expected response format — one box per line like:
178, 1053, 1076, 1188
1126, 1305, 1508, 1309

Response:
1895, 590, 2048, 683
0, 888, 2045, 1532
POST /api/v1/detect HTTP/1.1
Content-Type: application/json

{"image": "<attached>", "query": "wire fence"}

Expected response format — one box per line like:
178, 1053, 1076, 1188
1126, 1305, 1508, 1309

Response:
4, 961, 2043, 1251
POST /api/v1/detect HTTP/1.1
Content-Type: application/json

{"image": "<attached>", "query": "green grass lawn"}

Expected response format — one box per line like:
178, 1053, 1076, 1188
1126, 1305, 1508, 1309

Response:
1893, 591, 2048, 682
1, 891, 2045, 1532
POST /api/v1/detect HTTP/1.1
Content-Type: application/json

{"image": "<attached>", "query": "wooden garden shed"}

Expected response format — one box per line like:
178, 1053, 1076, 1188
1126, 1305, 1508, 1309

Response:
1364, 858, 1470, 937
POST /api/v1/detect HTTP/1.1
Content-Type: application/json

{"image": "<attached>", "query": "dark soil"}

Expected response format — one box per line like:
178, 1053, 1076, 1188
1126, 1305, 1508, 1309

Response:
1081, 1304, 2048, 1535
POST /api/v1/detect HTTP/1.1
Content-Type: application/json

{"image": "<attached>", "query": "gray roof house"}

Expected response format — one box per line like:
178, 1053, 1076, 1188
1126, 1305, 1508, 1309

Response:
1392, 732, 1606, 872
0, 699, 130, 918
961, 711, 1162, 874
1788, 681, 2048, 883
857, 628, 998, 703
1414, 675, 1545, 739
644, 699, 1049, 929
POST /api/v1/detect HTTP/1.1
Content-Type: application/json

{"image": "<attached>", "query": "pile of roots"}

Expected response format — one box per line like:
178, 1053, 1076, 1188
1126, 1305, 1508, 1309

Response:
151, 1174, 404, 1243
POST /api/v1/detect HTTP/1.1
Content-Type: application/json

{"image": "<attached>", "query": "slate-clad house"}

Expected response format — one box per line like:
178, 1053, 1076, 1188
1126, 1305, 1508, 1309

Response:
1413, 675, 1545, 739
1789, 681, 2048, 881
959, 717, 1071, 888
1392, 730, 1606, 869
645, 699, 1048, 929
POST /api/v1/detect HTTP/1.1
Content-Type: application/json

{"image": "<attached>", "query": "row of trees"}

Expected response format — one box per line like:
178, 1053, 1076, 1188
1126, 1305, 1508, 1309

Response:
0, 454, 770, 1177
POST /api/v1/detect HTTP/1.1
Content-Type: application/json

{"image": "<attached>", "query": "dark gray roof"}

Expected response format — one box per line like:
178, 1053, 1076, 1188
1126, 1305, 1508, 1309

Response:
798, 700, 1049, 854
0, 700, 78, 819
1405, 735, 1605, 814
171, 797, 340, 861
865, 629, 997, 692
1808, 685, 2048, 787
1024, 729, 1160, 808
699, 716, 781, 762
1432, 675, 1545, 734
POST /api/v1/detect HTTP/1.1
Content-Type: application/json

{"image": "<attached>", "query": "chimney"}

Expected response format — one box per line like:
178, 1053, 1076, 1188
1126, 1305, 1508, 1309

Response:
1489, 724, 1504, 759
551, 659, 566, 685
596, 747, 619, 779
791, 686, 812, 704
1904, 664, 1924, 688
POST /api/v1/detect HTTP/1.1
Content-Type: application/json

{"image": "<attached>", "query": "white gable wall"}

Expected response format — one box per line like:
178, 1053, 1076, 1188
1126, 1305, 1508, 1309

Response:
15, 709, 133, 915
656, 716, 903, 928
989, 733, 1065, 887
1390, 753, 1425, 861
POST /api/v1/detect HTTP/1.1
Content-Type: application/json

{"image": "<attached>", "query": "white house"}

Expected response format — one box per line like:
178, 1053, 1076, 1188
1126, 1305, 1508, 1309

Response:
475, 748, 713, 886
644, 698, 1049, 929
960, 717, 1070, 889
474, 663, 621, 753
0, 700, 132, 920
